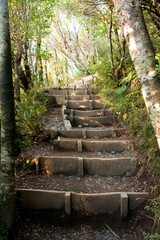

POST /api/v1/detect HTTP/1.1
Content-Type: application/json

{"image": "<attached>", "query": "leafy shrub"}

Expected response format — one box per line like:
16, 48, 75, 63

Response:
15, 90, 48, 148
143, 199, 160, 239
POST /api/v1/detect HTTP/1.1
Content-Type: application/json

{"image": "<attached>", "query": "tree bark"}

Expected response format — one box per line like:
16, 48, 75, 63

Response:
112, 0, 160, 148
0, 0, 15, 237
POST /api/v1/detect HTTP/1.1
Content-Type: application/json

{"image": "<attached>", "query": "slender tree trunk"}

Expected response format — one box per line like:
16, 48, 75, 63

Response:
36, 35, 43, 85
44, 61, 49, 87
112, 0, 160, 148
114, 27, 126, 79
53, 48, 61, 86
109, 9, 115, 76
24, 41, 32, 89
0, 0, 15, 238
14, 47, 23, 102
65, 58, 69, 85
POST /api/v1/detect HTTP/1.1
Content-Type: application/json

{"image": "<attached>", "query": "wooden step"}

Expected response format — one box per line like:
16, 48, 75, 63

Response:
53, 139, 133, 152
38, 156, 137, 176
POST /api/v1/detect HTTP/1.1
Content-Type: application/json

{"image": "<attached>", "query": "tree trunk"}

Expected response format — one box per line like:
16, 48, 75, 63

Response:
24, 41, 32, 89
0, 0, 15, 238
36, 35, 43, 85
109, 9, 115, 76
112, 0, 160, 148
14, 47, 23, 102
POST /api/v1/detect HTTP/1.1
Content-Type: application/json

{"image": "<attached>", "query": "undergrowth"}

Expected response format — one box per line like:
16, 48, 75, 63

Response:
15, 90, 48, 150
0, 218, 8, 240
95, 64, 160, 238
143, 199, 160, 239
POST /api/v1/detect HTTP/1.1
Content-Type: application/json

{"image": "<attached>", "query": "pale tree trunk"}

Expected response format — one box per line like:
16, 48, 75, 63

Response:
0, 0, 15, 238
112, 0, 160, 148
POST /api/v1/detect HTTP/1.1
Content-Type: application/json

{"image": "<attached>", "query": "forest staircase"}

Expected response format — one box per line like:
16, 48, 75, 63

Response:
16, 77, 148, 223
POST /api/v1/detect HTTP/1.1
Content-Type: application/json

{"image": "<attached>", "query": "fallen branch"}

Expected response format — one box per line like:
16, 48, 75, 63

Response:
104, 223, 120, 239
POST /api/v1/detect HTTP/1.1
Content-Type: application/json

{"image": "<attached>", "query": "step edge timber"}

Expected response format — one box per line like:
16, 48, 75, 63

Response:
15, 188, 148, 218
38, 156, 137, 176
53, 139, 134, 152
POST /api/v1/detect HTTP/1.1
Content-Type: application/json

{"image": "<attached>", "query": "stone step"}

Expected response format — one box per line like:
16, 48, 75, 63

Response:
50, 128, 126, 139
66, 100, 103, 110
16, 188, 148, 219
64, 109, 113, 117
38, 156, 137, 176
67, 116, 115, 127
53, 139, 133, 152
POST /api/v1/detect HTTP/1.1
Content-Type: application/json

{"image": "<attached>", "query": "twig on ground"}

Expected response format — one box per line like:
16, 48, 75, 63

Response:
145, 214, 155, 221
104, 223, 120, 239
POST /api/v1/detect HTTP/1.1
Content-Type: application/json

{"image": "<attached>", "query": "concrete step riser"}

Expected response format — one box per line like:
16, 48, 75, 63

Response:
49, 89, 95, 96
68, 96, 90, 100
54, 96, 100, 105
37, 156, 137, 176
16, 189, 148, 219
67, 95, 99, 100
54, 139, 133, 152
64, 109, 114, 117
66, 100, 103, 110
67, 116, 115, 127
50, 129, 126, 139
